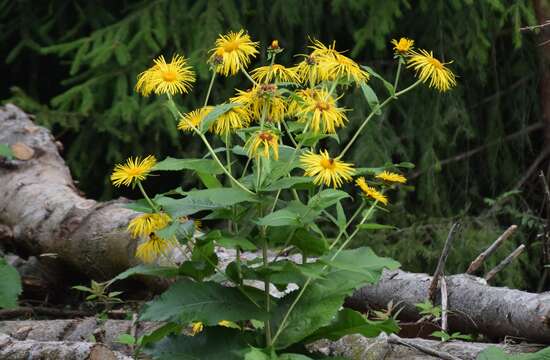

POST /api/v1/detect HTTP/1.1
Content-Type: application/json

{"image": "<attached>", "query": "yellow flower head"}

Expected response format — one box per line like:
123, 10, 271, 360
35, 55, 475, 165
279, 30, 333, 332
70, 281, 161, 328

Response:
391, 38, 414, 54
287, 89, 316, 117
135, 234, 175, 263
245, 130, 279, 160
251, 64, 300, 83
178, 106, 213, 132
111, 155, 156, 187
209, 30, 259, 76
231, 85, 286, 123
407, 49, 456, 92
135, 55, 195, 96
190, 322, 204, 336
269, 40, 280, 50
293, 55, 330, 85
320, 53, 369, 84
300, 150, 355, 188
218, 320, 240, 329
298, 90, 347, 133
210, 105, 251, 135
309, 38, 340, 58
128, 212, 171, 238
356, 177, 388, 205
375, 171, 407, 184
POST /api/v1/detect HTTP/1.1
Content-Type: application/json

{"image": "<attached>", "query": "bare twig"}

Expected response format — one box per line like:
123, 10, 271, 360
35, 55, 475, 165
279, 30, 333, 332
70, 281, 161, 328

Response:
440, 276, 448, 333
466, 225, 518, 274
520, 21, 550, 32
387, 334, 462, 360
428, 223, 460, 302
484, 245, 526, 282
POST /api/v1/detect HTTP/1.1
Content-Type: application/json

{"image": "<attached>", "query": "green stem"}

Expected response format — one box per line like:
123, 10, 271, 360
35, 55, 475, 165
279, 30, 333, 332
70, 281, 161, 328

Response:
241, 67, 258, 85
204, 71, 217, 107
339, 79, 421, 158
272, 201, 378, 346
225, 132, 232, 175
137, 182, 159, 212
262, 233, 272, 346
329, 200, 366, 250
281, 119, 298, 147
393, 59, 403, 90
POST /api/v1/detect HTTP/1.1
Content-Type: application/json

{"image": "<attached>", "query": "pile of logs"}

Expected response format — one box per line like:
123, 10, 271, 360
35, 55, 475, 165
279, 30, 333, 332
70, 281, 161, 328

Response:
1, 104, 549, 359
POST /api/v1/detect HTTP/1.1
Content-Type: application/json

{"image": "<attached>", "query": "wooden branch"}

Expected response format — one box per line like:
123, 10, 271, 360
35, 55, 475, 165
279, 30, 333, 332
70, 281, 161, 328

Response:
466, 225, 518, 275
346, 270, 550, 343
484, 244, 526, 282
440, 276, 448, 333
428, 223, 460, 302
387, 334, 461, 360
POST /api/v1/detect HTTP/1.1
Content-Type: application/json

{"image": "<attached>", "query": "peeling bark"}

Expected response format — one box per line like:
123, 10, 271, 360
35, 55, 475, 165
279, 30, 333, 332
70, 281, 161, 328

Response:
0, 104, 141, 280
346, 270, 550, 343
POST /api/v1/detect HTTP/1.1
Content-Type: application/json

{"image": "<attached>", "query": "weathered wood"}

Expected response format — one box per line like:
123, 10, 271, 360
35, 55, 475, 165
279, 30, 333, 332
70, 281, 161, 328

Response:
346, 270, 550, 343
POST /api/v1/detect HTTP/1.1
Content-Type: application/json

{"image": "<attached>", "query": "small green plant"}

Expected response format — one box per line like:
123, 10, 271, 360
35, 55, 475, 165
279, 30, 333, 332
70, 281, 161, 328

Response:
415, 300, 441, 322
73, 280, 123, 312
431, 330, 472, 342
106, 30, 455, 359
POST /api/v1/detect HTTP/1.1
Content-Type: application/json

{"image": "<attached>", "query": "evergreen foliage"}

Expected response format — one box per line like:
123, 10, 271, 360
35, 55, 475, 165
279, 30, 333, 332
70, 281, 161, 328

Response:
1, 0, 545, 289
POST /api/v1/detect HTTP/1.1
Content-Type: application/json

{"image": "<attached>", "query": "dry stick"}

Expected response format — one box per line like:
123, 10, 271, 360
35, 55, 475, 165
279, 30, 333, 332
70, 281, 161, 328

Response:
466, 225, 518, 275
484, 244, 526, 282
428, 223, 460, 302
387, 334, 462, 360
440, 276, 448, 333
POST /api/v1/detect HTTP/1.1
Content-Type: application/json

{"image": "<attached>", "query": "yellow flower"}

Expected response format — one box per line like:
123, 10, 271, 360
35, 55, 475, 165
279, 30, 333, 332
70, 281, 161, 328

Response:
320, 53, 369, 83
375, 171, 407, 184
287, 89, 316, 117
391, 38, 414, 54
407, 49, 456, 92
128, 212, 171, 238
251, 64, 300, 83
356, 177, 388, 205
209, 30, 259, 76
309, 38, 340, 58
135, 55, 195, 96
269, 40, 280, 50
300, 150, 354, 188
135, 234, 175, 263
293, 55, 330, 85
218, 320, 240, 329
190, 322, 204, 336
245, 130, 279, 160
210, 105, 251, 135
231, 85, 286, 123
298, 90, 347, 133
178, 106, 213, 132
111, 155, 156, 187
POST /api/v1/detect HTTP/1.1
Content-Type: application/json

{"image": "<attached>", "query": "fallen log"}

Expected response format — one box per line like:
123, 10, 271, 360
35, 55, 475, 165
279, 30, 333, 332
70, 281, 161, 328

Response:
0, 319, 544, 360
346, 270, 550, 344
0, 333, 133, 360
0, 104, 142, 280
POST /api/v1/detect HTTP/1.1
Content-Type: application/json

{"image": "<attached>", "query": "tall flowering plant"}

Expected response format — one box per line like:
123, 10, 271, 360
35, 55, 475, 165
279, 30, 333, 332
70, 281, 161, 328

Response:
109, 32, 455, 358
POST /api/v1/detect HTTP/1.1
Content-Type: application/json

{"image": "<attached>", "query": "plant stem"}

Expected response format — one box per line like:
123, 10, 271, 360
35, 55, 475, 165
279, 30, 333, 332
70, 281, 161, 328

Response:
225, 132, 232, 175
339, 79, 421, 158
262, 232, 272, 346
137, 182, 158, 212
329, 200, 366, 250
241, 67, 258, 85
203, 71, 217, 107
393, 58, 403, 90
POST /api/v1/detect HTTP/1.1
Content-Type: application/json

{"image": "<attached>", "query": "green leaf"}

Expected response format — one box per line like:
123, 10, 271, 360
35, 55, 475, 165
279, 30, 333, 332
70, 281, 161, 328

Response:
123, 200, 153, 213
153, 157, 224, 174
290, 228, 329, 257
308, 189, 350, 211
361, 65, 395, 95
477, 346, 550, 360
141, 323, 183, 347
304, 308, 399, 343
144, 327, 247, 360
0, 258, 22, 309
196, 171, 222, 188
263, 177, 313, 192
396, 162, 415, 169
140, 278, 266, 324
257, 209, 300, 227
116, 333, 136, 345
200, 103, 241, 133
205, 230, 257, 251
335, 201, 347, 232
108, 265, 180, 285
358, 223, 397, 231
360, 82, 381, 115
0, 144, 13, 160
157, 188, 255, 217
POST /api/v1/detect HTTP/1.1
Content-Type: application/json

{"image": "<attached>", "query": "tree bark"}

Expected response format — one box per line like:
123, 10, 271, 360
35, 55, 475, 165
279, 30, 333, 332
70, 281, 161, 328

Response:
0, 104, 141, 280
346, 270, 550, 343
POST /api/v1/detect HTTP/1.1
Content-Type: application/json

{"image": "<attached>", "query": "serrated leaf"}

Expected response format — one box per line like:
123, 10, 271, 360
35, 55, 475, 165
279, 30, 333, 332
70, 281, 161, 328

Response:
361, 65, 395, 95
360, 82, 381, 115
0, 258, 22, 309
140, 278, 266, 324
153, 157, 223, 174
308, 189, 350, 211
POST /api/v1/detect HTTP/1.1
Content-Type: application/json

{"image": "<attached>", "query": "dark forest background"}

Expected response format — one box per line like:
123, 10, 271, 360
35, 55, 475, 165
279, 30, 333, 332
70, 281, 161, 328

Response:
2, 0, 549, 290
